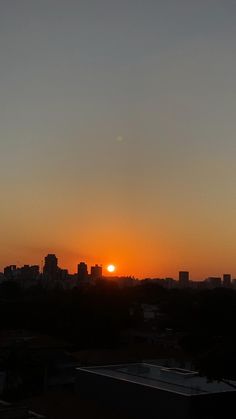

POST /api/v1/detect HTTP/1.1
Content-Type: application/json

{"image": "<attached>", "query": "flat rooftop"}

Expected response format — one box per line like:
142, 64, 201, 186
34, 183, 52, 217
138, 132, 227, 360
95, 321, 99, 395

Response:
77, 363, 236, 397
0, 400, 46, 418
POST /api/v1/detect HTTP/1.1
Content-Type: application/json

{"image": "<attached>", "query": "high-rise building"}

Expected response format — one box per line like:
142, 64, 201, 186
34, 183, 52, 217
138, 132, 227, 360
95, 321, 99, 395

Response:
179, 271, 189, 287
91, 264, 102, 279
77, 262, 88, 280
43, 254, 58, 279
223, 274, 231, 288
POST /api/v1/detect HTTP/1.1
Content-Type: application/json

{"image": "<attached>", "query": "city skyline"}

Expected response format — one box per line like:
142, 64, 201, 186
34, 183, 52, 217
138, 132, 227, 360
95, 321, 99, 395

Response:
1, 1, 236, 279
1, 244, 236, 280
1, 3, 236, 417
1, 252, 235, 283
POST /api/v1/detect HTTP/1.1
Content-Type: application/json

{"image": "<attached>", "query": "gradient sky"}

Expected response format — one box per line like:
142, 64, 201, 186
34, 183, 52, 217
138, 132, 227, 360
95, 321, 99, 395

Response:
1, 0, 236, 279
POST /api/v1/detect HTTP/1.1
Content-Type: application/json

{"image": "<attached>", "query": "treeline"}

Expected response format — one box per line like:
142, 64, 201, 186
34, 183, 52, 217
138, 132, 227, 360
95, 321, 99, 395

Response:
0, 280, 236, 379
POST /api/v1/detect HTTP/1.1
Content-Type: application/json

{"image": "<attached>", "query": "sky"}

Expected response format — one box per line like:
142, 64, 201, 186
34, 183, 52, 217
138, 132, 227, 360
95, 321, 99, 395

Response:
1, 0, 236, 279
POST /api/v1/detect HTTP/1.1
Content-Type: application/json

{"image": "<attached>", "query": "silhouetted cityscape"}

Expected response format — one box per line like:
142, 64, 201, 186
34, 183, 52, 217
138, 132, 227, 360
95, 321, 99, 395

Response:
0, 252, 236, 418
2, 253, 236, 292
1, 1, 236, 418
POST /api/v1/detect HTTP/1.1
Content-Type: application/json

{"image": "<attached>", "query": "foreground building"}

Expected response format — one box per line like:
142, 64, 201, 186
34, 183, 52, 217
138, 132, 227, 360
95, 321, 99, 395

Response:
76, 363, 236, 419
0, 400, 45, 419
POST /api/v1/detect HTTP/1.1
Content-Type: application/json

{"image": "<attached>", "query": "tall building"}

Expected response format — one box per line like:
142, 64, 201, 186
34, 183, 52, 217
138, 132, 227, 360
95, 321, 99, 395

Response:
77, 262, 88, 280
91, 264, 102, 279
179, 271, 189, 287
43, 254, 58, 279
223, 274, 231, 288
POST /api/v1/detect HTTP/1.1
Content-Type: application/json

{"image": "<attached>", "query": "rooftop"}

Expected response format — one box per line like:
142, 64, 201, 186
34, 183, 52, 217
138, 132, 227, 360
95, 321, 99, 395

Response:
77, 362, 236, 397
0, 400, 46, 419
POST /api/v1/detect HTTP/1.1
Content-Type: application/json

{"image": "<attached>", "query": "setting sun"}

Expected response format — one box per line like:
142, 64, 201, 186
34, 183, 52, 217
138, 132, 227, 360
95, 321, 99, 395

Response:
107, 264, 116, 273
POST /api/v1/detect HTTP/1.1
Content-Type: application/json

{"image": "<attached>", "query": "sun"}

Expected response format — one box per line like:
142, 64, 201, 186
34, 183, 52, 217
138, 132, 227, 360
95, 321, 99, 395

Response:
107, 264, 116, 273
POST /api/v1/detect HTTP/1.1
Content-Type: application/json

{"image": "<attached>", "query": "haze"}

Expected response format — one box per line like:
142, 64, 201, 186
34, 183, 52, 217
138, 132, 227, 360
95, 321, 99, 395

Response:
1, 0, 236, 279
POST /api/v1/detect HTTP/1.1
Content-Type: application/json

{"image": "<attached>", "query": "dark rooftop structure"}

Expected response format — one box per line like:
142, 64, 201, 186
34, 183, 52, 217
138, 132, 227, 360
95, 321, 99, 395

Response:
0, 400, 45, 419
76, 362, 236, 419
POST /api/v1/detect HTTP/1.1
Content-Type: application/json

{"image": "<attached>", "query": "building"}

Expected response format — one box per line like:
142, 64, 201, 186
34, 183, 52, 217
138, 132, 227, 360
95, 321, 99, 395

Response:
20, 265, 40, 280
206, 277, 222, 289
3, 265, 39, 281
223, 274, 231, 288
77, 262, 88, 281
179, 271, 189, 287
58, 268, 68, 280
141, 304, 161, 321
76, 363, 236, 419
0, 400, 46, 418
90, 264, 102, 279
43, 254, 58, 279
164, 278, 176, 289
3, 265, 18, 280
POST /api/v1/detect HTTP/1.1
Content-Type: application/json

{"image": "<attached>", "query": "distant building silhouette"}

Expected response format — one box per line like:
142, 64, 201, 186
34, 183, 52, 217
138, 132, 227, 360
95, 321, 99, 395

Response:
59, 268, 68, 280
223, 273, 231, 288
77, 262, 88, 280
91, 264, 102, 279
4, 264, 39, 281
164, 278, 175, 289
4, 265, 18, 280
179, 271, 189, 287
43, 254, 58, 279
206, 277, 222, 288
20, 264, 39, 279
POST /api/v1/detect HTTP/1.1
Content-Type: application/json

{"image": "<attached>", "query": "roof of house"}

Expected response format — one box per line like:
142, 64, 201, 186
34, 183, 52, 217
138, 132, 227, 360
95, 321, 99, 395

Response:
77, 362, 236, 397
